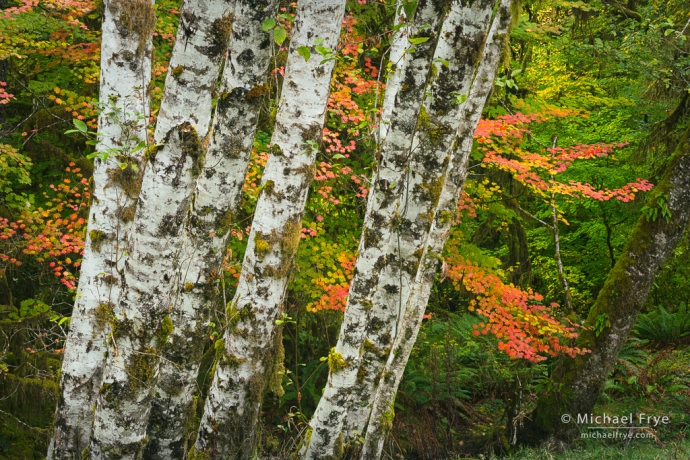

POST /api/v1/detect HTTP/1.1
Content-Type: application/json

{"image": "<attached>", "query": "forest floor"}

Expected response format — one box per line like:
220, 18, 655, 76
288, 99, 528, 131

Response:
495, 438, 690, 460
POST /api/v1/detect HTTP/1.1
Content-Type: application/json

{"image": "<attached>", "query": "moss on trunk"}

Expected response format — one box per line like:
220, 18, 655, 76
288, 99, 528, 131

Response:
522, 128, 690, 444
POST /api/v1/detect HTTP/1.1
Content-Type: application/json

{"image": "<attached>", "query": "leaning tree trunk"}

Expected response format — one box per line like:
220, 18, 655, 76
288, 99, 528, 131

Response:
360, 3, 513, 458
143, 1, 279, 457
378, 0, 407, 143
523, 126, 690, 444
191, 1, 346, 458
87, 1, 234, 457
48, 0, 155, 457
303, 1, 495, 458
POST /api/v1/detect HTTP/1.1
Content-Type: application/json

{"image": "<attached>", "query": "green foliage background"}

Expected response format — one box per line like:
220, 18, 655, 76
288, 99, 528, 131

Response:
1, 0, 689, 458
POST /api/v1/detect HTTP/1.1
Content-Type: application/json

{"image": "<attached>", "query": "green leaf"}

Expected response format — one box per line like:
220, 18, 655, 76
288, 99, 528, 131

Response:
315, 45, 332, 57
332, 153, 346, 159
403, 0, 417, 19
86, 151, 109, 161
409, 37, 429, 45
73, 118, 88, 133
434, 58, 450, 68
274, 26, 287, 44
297, 45, 311, 62
664, 28, 674, 36
314, 38, 324, 45
262, 18, 276, 31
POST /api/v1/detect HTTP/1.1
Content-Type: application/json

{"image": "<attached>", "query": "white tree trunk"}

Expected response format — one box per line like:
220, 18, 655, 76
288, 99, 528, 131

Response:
143, 1, 279, 457
304, 2, 495, 458
48, 0, 155, 457
192, 2, 346, 458
360, 3, 513, 458
88, 0, 234, 457
378, 0, 407, 143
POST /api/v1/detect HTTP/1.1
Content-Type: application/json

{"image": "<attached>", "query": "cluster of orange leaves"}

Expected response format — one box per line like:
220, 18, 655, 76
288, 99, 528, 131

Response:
48, 86, 99, 127
446, 255, 587, 362
0, 81, 15, 105
477, 112, 654, 202
307, 251, 356, 313
0, 163, 89, 290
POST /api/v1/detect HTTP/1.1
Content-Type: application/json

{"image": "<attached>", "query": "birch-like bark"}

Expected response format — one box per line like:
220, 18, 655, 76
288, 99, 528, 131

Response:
304, 2, 495, 458
143, 1, 279, 457
378, 1, 407, 143
88, 0, 234, 457
48, 0, 155, 457
524, 127, 690, 443
360, 3, 513, 458
192, 2, 346, 458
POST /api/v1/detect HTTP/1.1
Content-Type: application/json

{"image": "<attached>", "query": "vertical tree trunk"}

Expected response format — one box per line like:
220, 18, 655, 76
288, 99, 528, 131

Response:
304, 2, 496, 458
524, 127, 690, 444
143, 1, 279, 457
88, 0, 233, 457
48, 0, 155, 457
359, 4, 513, 458
549, 136, 573, 314
192, 1, 346, 458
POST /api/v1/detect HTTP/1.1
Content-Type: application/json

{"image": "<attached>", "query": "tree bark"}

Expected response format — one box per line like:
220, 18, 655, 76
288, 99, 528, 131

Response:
549, 136, 573, 314
143, 1, 279, 457
359, 2, 513, 458
378, 0, 407, 143
192, 2, 346, 458
87, 0, 233, 457
523, 126, 690, 444
48, 0, 155, 457
304, 1, 496, 458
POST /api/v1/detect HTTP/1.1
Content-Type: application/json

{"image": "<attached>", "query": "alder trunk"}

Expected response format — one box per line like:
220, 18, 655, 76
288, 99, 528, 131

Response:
48, 0, 155, 457
378, 1, 406, 143
88, 0, 234, 456
304, 1, 495, 458
192, 1, 346, 458
143, 1, 279, 457
360, 3, 513, 457
524, 126, 690, 444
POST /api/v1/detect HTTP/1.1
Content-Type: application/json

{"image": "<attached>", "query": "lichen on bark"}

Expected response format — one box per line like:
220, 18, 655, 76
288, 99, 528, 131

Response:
304, 1, 496, 458
193, 1, 347, 458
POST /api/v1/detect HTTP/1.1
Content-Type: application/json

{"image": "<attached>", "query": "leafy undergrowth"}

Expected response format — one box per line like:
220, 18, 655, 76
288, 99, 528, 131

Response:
380, 329, 690, 460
